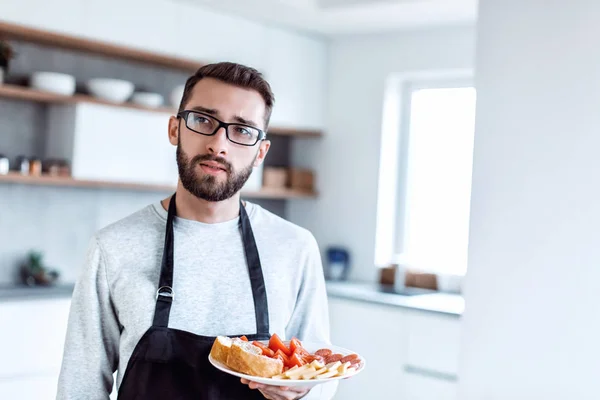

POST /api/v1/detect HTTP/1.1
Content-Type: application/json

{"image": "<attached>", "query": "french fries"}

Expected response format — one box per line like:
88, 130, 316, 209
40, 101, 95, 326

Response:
271, 359, 360, 381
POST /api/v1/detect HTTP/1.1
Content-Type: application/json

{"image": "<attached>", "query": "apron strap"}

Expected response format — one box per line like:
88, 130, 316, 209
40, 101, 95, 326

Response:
152, 194, 177, 327
152, 194, 270, 335
239, 202, 270, 335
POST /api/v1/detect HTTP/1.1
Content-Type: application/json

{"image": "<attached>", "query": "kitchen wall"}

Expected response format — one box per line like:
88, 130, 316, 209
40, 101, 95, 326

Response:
2, 0, 328, 131
0, 184, 166, 284
288, 26, 477, 282
0, 0, 327, 284
3, 0, 476, 285
458, 1, 600, 399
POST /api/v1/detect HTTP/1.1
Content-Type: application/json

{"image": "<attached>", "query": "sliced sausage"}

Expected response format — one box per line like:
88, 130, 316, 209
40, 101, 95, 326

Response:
314, 349, 333, 357
324, 353, 343, 364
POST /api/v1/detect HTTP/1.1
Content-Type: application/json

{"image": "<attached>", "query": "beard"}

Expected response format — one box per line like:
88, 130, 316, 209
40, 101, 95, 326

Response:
176, 141, 256, 202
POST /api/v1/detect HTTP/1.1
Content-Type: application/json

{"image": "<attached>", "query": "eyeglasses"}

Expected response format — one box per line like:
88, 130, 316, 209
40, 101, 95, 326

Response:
177, 110, 266, 146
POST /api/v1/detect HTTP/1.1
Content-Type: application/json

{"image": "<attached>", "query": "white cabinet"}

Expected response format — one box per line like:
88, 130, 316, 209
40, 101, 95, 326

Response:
401, 311, 460, 400
46, 103, 179, 186
0, 297, 72, 399
264, 27, 327, 131
0, 374, 64, 400
404, 372, 457, 400
328, 297, 407, 400
405, 311, 461, 376
328, 295, 462, 400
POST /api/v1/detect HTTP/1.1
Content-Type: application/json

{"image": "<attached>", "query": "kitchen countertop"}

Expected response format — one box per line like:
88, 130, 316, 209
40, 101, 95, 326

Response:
325, 281, 464, 316
0, 283, 75, 301
1, 281, 464, 315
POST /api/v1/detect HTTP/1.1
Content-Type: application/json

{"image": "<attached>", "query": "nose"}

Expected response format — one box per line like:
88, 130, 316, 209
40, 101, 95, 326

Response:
206, 127, 229, 155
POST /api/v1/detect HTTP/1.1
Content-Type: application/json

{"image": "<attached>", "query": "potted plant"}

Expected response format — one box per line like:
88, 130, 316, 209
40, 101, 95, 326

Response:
0, 39, 14, 84
20, 250, 60, 286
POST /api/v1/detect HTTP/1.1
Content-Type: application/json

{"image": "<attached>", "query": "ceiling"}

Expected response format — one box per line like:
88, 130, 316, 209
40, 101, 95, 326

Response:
178, 0, 478, 36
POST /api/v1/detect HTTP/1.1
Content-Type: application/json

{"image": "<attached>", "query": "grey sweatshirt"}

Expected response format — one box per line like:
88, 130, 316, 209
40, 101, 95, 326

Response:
56, 201, 337, 399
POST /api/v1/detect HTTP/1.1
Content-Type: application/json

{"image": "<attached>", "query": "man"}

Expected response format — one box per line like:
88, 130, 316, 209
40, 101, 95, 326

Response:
57, 62, 336, 400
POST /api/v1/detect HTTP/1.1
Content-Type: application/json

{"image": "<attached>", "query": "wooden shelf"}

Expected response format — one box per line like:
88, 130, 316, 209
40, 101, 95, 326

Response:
267, 126, 322, 138
0, 84, 323, 138
0, 21, 202, 72
0, 21, 324, 138
0, 172, 317, 199
0, 83, 176, 114
242, 187, 317, 200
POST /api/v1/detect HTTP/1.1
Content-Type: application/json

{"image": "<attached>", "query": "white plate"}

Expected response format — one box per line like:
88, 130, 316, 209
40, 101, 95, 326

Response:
209, 341, 366, 387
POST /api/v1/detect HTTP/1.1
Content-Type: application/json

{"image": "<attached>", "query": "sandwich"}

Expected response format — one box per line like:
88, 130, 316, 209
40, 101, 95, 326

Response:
210, 336, 284, 378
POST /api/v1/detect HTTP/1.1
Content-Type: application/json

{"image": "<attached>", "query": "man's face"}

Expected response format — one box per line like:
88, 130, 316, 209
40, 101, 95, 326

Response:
168, 78, 270, 202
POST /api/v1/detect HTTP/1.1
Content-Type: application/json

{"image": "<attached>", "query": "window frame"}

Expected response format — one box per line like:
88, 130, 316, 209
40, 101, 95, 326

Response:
384, 71, 475, 275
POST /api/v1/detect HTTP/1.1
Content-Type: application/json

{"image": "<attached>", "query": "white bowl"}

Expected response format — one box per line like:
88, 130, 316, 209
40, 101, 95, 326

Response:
170, 84, 185, 108
131, 92, 164, 108
86, 78, 134, 103
30, 72, 76, 95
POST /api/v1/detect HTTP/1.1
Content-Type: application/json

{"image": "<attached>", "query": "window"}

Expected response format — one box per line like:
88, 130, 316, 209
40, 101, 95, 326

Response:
376, 75, 476, 277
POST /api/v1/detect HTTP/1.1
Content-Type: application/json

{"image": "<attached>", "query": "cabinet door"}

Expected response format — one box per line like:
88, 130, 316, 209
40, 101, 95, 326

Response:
328, 297, 407, 400
0, 298, 71, 378
405, 312, 462, 376
0, 373, 61, 400
404, 372, 458, 400
71, 104, 178, 186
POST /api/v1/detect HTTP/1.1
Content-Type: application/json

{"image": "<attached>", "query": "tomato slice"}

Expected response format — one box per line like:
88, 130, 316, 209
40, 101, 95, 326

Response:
275, 349, 292, 367
294, 347, 309, 358
239, 336, 248, 342
268, 333, 291, 356
290, 352, 305, 368
302, 354, 316, 363
289, 337, 302, 353
252, 341, 275, 357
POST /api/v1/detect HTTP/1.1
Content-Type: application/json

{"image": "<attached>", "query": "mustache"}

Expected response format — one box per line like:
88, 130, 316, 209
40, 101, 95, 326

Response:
191, 154, 232, 173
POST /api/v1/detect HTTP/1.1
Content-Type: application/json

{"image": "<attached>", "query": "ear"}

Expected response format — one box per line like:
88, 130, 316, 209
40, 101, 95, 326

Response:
253, 140, 271, 167
168, 115, 179, 146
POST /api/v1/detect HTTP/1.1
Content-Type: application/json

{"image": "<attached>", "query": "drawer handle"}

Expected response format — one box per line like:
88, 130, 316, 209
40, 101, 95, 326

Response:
404, 365, 458, 382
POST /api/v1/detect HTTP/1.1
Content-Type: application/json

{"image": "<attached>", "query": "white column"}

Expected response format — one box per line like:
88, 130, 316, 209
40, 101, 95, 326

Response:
458, 1, 600, 399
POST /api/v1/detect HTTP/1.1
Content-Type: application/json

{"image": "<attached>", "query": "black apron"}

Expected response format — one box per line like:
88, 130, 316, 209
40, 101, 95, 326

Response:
117, 194, 270, 400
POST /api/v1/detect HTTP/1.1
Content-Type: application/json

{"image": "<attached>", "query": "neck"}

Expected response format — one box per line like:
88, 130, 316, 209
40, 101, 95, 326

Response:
161, 183, 242, 224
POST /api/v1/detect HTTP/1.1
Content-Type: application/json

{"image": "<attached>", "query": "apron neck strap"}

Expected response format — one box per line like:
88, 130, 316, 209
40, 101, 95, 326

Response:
239, 199, 270, 335
152, 194, 270, 335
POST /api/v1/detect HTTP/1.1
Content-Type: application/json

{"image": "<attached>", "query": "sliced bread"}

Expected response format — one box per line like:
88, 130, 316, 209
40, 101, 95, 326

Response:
210, 336, 233, 365
226, 340, 284, 378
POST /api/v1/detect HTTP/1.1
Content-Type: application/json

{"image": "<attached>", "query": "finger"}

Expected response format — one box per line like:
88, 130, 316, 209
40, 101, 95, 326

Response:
240, 378, 249, 385
258, 388, 281, 400
260, 386, 309, 400
249, 381, 267, 390
280, 385, 311, 393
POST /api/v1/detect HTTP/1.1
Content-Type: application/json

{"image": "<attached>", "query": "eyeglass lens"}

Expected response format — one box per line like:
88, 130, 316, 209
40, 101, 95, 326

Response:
184, 112, 260, 145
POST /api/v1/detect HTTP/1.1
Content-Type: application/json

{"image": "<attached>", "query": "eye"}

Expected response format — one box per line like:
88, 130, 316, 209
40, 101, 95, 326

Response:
192, 115, 211, 124
234, 126, 252, 136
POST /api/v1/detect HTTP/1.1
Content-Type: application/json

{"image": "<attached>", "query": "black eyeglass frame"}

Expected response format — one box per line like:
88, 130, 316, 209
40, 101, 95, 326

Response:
177, 110, 267, 146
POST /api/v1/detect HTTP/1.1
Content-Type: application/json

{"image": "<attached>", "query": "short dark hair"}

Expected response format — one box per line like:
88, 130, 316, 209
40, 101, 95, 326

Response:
178, 62, 275, 128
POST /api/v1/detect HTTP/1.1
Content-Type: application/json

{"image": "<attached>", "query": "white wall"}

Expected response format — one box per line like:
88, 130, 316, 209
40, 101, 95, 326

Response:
288, 26, 476, 281
1, 0, 330, 283
2, 0, 328, 130
458, 1, 600, 399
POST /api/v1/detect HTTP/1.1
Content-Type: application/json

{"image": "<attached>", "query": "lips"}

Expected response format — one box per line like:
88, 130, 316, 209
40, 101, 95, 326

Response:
199, 161, 227, 172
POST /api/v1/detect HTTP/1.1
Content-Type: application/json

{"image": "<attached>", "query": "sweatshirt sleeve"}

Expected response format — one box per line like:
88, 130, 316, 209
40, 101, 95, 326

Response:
285, 233, 338, 400
56, 237, 121, 400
